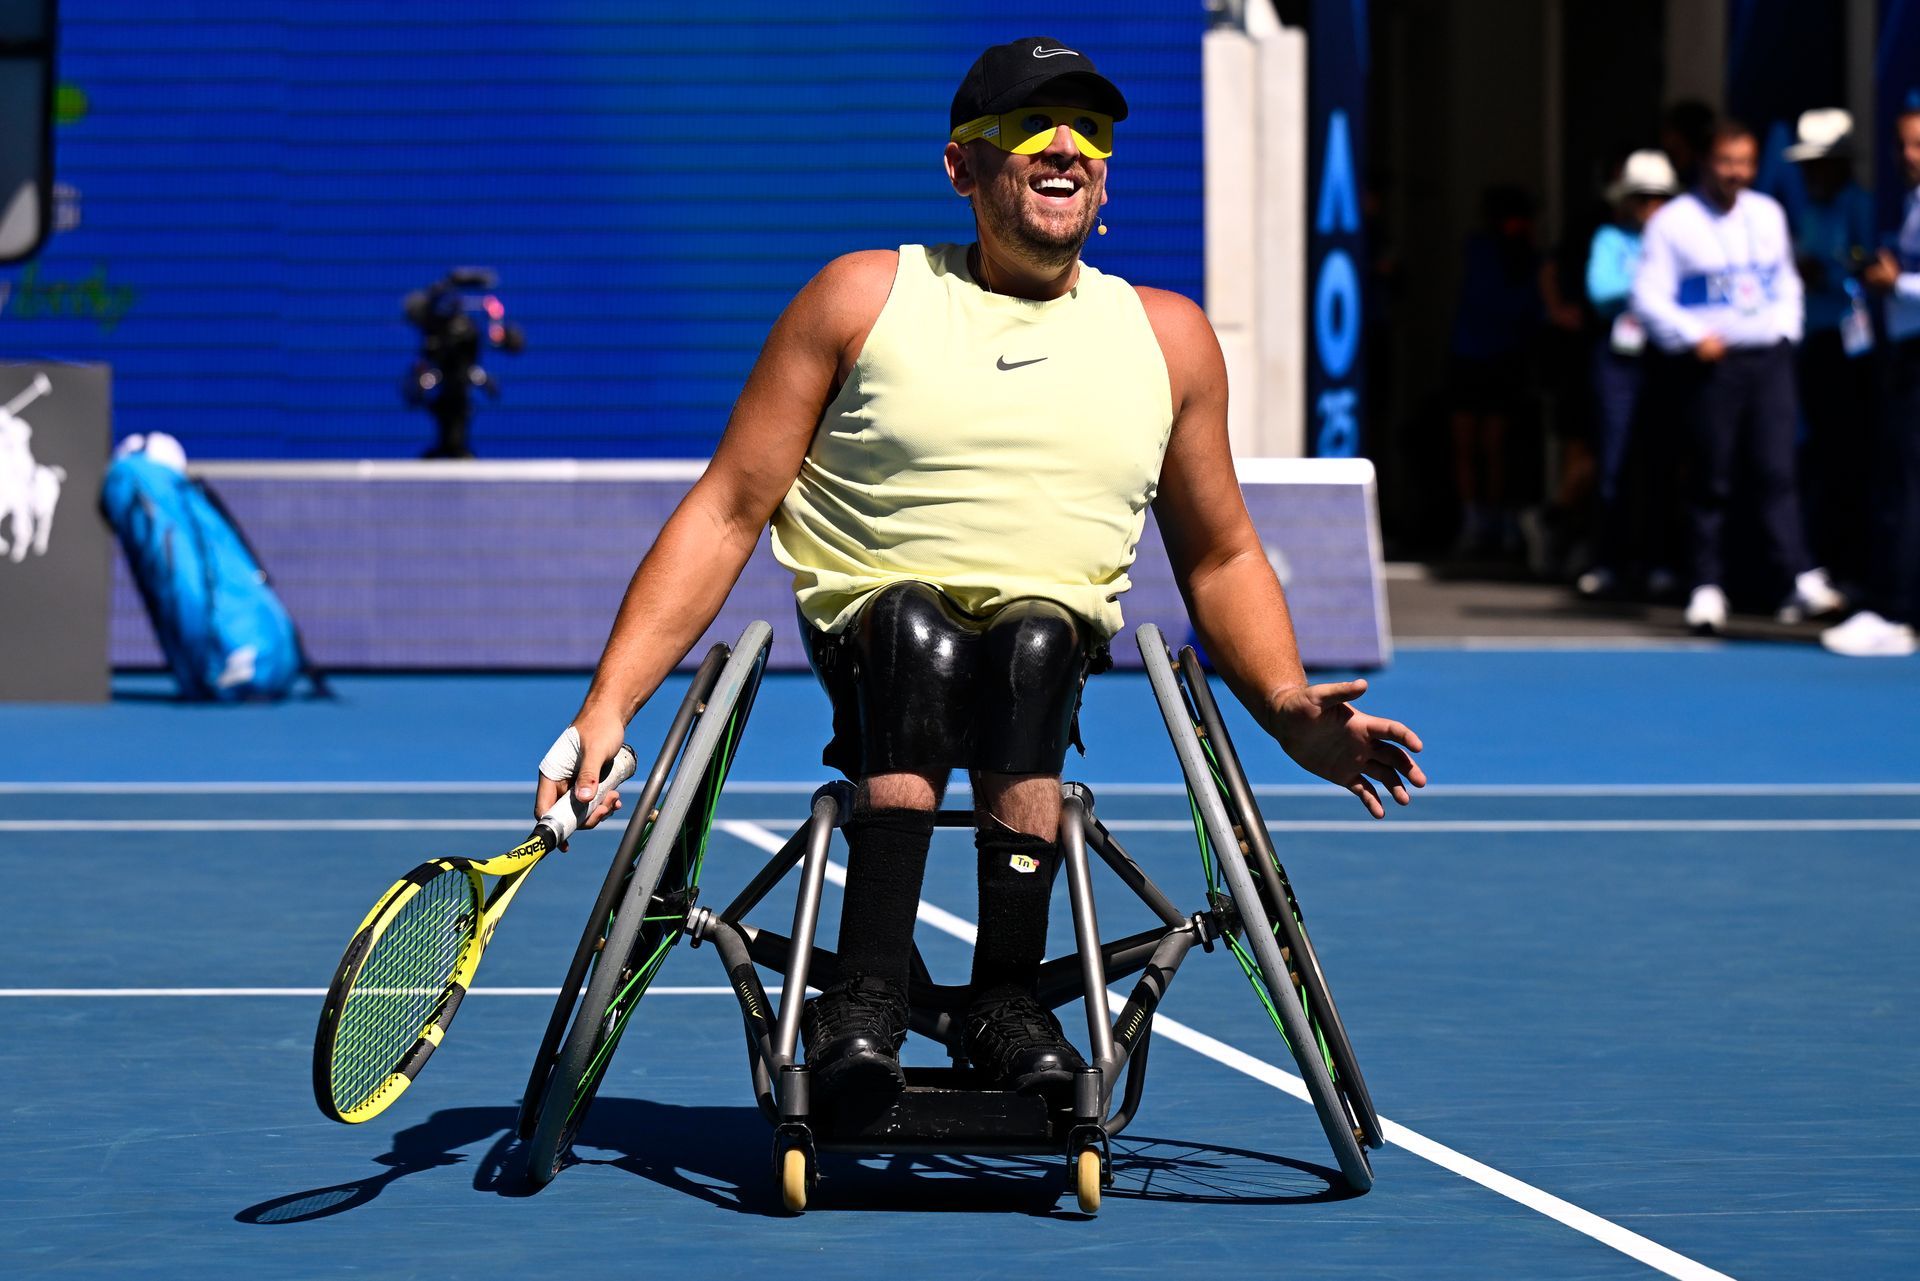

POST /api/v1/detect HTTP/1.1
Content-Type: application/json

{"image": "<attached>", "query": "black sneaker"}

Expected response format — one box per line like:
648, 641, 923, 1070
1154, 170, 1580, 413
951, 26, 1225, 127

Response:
963, 986, 1087, 1103
802, 975, 909, 1100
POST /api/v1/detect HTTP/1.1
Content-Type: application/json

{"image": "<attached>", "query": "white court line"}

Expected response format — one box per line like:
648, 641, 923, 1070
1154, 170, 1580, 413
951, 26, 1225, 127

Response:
1396, 637, 1728, 652
2, 780, 1917, 797
7, 817, 1917, 835
718, 818, 1738, 1281
1098, 819, 1920, 834
0, 819, 529, 832
0, 987, 745, 998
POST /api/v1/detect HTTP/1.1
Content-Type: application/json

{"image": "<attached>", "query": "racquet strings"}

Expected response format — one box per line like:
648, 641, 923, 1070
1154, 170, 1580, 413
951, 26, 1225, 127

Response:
330, 866, 479, 1109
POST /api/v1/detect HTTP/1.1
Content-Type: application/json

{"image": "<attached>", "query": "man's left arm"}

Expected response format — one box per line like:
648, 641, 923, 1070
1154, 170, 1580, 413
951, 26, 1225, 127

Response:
1138, 288, 1426, 817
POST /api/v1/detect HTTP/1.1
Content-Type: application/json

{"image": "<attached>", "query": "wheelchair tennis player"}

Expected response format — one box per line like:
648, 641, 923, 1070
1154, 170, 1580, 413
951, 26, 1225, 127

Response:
534, 36, 1426, 1113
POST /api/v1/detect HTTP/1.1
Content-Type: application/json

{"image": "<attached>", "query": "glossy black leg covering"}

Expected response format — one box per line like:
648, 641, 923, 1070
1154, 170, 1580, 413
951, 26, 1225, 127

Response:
833, 806, 936, 988
968, 826, 1061, 996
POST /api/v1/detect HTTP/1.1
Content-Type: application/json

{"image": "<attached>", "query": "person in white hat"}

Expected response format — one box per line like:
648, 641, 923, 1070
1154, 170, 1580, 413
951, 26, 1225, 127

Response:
1785, 109, 1878, 597
1577, 150, 1679, 599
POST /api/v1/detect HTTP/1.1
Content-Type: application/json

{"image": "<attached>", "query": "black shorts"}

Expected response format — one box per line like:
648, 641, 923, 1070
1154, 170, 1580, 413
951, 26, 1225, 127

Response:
802, 581, 1108, 780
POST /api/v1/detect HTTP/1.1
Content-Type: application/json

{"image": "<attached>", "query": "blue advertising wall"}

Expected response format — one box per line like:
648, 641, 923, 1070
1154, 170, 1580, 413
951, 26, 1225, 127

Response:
1306, 0, 1364, 458
0, 3, 1205, 458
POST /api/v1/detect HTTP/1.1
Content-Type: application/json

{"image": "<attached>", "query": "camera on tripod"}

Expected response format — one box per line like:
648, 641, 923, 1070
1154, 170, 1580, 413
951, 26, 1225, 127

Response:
402, 267, 525, 458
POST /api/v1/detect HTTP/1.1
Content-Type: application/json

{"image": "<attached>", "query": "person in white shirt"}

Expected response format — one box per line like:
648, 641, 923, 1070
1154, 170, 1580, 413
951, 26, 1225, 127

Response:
1822, 101, 1920, 657
1632, 120, 1844, 634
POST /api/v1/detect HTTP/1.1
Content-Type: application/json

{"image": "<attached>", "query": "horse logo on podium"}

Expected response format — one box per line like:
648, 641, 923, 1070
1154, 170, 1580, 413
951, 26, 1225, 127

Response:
0, 374, 67, 562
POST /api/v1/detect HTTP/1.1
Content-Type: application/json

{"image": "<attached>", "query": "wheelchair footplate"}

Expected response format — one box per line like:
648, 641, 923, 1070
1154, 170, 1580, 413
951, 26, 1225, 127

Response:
808, 1067, 1058, 1153
769, 1062, 1111, 1214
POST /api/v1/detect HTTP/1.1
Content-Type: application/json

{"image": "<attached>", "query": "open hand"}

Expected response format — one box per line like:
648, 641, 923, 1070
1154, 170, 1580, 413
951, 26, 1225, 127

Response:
1266, 679, 1426, 818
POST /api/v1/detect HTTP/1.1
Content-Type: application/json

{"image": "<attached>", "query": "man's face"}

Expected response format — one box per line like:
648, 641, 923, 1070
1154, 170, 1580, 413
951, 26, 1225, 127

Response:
1798, 156, 1848, 202
946, 97, 1109, 268
1704, 135, 1757, 203
1900, 113, 1920, 187
1627, 193, 1666, 228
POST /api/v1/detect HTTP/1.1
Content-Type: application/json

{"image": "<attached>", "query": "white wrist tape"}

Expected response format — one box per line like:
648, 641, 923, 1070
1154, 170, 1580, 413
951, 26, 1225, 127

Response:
538, 726, 584, 785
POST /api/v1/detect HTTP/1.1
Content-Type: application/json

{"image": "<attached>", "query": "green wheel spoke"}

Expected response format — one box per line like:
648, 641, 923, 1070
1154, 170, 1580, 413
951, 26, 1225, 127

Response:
570, 929, 680, 1115
1193, 738, 1342, 1082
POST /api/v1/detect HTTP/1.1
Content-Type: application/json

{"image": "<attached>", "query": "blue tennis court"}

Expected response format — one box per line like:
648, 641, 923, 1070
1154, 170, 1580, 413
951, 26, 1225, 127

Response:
2, 642, 1916, 1279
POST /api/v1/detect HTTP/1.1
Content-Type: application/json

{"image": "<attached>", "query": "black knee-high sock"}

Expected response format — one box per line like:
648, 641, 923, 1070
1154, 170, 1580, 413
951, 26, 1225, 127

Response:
833, 807, 936, 989
969, 826, 1062, 998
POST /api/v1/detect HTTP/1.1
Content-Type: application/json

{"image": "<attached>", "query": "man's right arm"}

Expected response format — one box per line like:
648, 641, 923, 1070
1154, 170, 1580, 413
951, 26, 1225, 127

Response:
539, 250, 896, 814
1632, 209, 1711, 354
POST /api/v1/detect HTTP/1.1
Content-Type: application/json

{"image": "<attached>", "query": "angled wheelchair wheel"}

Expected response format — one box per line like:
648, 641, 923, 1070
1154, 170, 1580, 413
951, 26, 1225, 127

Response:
519, 621, 772, 1187
514, 644, 730, 1142
1136, 623, 1375, 1193
1178, 645, 1383, 1153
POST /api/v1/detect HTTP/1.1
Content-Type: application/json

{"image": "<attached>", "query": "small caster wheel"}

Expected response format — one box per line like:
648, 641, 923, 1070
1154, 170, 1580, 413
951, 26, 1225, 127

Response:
1074, 1146, 1102, 1214
780, 1145, 810, 1213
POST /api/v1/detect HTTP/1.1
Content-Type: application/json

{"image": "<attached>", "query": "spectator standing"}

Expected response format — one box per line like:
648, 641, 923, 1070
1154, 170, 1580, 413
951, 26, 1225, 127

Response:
1578, 150, 1679, 598
1785, 109, 1878, 592
1632, 121, 1843, 634
1447, 185, 1544, 558
1822, 103, 1920, 656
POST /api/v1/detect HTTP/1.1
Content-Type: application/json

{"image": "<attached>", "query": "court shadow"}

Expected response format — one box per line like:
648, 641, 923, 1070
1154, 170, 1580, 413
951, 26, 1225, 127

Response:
553, 1103, 1351, 1216
236, 1102, 1352, 1224
1105, 1135, 1354, 1206
559, 1099, 1066, 1216
235, 1104, 517, 1225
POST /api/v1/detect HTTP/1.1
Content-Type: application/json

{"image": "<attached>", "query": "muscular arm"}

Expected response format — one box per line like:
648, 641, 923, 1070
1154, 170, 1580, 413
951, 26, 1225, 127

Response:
1141, 287, 1424, 815
1141, 288, 1305, 712
539, 250, 894, 814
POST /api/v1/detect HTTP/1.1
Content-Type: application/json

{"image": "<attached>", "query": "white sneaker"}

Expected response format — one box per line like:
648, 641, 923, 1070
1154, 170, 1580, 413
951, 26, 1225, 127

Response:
1780, 567, 1846, 623
1820, 611, 1917, 657
1684, 584, 1728, 635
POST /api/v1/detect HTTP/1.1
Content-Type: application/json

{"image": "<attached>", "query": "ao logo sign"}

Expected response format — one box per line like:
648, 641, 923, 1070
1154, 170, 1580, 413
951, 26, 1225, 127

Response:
0, 375, 68, 562
1313, 110, 1360, 458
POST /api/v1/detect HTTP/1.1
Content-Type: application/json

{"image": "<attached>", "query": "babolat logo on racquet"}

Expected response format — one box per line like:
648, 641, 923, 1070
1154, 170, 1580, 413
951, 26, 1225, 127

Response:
312, 744, 638, 1124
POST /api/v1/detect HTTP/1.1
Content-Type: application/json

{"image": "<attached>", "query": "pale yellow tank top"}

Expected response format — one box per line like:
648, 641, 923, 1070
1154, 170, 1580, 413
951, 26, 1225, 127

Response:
771, 243, 1174, 639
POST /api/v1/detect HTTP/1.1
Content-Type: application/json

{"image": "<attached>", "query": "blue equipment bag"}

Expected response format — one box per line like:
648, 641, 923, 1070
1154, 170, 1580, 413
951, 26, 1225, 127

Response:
100, 453, 325, 701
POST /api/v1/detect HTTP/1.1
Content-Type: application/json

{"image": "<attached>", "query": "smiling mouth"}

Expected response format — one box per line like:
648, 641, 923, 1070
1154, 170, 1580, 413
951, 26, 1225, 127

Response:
1029, 174, 1082, 202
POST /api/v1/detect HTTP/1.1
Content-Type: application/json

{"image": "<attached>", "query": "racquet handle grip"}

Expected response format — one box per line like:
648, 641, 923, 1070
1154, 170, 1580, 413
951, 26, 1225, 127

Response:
537, 744, 637, 847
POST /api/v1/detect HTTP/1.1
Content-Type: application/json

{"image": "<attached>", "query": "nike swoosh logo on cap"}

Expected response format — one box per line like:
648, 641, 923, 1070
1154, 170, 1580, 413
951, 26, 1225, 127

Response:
997, 355, 1048, 370
1031, 46, 1079, 58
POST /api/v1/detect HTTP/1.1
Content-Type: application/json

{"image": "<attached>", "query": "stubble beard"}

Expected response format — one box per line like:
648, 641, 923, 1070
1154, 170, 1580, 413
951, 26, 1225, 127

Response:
976, 167, 1101, 274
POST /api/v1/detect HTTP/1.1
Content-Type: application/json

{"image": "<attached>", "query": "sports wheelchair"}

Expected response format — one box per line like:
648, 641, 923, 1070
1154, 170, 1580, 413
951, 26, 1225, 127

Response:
516, 620, 1382, 1213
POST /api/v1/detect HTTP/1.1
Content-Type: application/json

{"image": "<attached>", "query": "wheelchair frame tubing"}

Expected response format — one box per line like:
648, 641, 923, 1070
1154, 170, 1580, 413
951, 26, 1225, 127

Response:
1136, 622, 1374, 1192
697, 782, 1215, 1146
1177, 647, 1383, 1149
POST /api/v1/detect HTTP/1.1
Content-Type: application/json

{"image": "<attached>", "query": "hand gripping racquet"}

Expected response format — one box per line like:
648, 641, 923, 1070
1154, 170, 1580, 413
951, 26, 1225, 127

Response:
313, 745, 638, 1123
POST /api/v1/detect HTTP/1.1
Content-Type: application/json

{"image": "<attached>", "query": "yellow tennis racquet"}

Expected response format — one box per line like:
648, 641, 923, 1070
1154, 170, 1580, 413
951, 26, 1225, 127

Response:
312, 745, 637, 1123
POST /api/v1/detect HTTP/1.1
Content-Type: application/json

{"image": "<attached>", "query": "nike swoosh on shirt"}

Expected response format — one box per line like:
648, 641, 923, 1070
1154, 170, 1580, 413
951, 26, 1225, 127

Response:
1031, 46, 1079, 58
996, 356, 1048, 370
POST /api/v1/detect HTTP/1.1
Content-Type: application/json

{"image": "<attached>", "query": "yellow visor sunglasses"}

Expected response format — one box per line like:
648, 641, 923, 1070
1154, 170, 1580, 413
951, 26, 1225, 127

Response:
951, 106, 1114, 158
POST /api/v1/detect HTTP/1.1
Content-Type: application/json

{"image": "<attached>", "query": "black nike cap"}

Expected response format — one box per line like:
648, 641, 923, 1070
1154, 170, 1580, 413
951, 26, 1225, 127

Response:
949, 36, 1129, 131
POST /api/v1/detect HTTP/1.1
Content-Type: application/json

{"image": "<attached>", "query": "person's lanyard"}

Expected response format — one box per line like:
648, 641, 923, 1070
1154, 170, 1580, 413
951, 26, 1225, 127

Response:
1699, 193, 1767, 315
